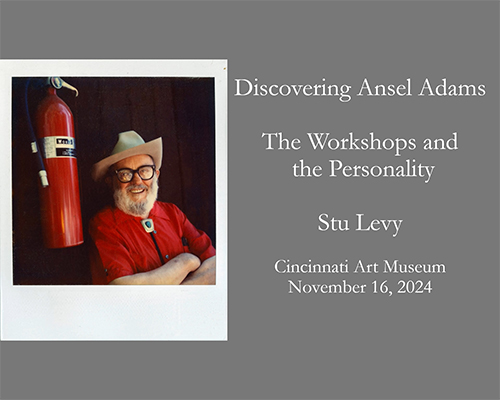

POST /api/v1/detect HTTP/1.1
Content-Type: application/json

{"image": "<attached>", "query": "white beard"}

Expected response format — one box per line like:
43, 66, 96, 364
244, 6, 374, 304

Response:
114, 175, 159, 218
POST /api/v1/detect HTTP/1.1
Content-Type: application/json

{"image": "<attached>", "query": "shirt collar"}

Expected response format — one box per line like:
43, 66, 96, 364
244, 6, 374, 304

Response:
112, 201, 171, 224
148, 202, 171, 221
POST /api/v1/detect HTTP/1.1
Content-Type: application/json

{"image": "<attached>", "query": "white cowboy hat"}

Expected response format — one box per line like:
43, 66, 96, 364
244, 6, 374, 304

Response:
91, 130, 163, 181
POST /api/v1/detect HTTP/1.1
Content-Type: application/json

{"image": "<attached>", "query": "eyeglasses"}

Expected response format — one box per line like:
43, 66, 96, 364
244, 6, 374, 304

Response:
114, 165, 156, 183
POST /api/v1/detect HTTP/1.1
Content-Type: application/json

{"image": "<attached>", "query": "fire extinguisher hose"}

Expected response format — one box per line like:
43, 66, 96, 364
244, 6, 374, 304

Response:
25, 78, 49, 188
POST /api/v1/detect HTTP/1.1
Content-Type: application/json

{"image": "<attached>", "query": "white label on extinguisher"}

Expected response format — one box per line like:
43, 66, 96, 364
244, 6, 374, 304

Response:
41, 136, 76, 159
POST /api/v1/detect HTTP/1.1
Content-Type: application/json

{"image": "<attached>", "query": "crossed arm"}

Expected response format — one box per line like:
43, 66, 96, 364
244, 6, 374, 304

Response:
109, 254, 216, 285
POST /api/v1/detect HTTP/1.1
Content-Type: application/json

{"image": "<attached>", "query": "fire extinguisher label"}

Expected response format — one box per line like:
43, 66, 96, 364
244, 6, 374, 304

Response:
41, 136, 77, 159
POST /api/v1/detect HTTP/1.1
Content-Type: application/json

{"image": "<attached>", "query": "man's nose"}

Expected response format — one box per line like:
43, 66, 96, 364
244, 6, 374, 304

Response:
130, 171, 144, 184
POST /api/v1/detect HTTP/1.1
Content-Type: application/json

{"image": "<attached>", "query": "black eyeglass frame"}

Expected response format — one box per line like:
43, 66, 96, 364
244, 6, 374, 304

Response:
114, 165, 157, 183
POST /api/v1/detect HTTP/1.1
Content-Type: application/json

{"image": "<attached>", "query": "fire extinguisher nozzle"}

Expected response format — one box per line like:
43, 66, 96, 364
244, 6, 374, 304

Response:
38, 170, 49, 188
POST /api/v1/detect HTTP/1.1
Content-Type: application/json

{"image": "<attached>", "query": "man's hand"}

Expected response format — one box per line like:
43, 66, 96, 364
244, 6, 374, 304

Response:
109, 253, 201, 285
181, 256, 216, 285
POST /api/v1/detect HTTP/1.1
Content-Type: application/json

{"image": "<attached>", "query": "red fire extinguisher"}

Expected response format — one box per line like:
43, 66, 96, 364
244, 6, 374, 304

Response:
28, 77, 84, 248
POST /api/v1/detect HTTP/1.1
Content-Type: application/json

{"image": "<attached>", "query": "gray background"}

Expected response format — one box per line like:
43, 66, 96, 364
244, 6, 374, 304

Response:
1, 1, 499, 399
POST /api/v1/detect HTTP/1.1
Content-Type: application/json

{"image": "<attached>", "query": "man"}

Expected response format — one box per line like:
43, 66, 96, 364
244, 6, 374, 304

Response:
89, 130, 216, 285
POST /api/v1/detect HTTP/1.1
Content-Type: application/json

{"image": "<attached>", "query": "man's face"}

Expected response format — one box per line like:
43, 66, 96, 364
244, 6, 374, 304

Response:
112, 154, 160, 217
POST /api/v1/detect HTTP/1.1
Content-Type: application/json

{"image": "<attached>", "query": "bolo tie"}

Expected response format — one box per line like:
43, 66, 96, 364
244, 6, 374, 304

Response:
141, 218, 165, 264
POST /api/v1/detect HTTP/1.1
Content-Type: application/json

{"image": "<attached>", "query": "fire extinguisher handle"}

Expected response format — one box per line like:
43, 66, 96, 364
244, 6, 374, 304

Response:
50, 77, 79, 97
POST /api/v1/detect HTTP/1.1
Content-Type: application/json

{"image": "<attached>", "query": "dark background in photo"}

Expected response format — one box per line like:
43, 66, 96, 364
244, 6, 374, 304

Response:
12, 77, 216, 285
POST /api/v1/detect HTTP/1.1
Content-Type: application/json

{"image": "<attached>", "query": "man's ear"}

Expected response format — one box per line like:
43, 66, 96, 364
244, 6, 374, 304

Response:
105, 165, 116, 188
105, 175, 113, 188
156, 168, 160, 179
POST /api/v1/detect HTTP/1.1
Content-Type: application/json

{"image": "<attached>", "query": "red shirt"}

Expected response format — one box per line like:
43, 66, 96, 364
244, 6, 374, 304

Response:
89, 202, 215, 284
